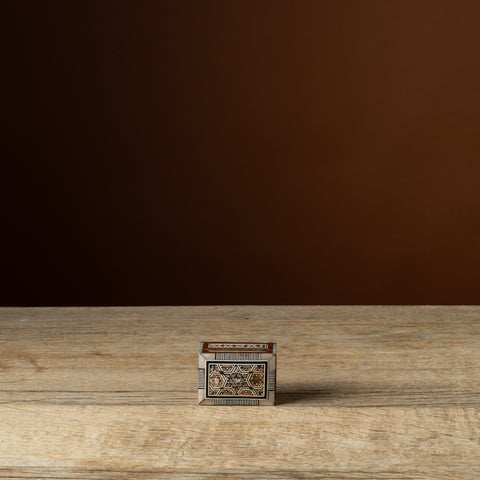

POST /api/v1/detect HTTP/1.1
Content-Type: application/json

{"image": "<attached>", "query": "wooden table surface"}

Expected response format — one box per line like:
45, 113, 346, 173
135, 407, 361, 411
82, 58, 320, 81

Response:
1, 306, 479, 479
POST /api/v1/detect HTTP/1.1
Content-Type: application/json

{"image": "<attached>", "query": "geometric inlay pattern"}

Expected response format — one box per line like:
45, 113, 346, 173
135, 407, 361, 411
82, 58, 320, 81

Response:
206, 361, 267, 398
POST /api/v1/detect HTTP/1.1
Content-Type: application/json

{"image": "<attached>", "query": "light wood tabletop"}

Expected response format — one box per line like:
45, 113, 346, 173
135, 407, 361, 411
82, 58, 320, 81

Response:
1, 306, 479, 479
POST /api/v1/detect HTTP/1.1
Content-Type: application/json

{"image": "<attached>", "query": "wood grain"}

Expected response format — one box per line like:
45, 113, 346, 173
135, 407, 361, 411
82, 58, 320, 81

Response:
1, 306, 479, 479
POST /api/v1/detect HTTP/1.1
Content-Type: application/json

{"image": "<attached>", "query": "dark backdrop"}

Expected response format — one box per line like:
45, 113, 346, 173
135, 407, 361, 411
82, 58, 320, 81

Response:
3, 0, 480, 306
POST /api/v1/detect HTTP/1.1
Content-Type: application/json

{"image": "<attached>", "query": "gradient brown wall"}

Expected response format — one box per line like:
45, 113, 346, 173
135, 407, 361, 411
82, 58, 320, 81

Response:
3, 0, 480, 305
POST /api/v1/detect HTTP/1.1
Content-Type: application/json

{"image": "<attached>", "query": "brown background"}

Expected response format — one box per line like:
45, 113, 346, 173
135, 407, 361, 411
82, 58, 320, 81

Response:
3, 0, 480, 306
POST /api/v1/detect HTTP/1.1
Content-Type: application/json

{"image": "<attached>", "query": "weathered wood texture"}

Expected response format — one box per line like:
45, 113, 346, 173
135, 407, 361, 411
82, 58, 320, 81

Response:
0, 306, 479, 479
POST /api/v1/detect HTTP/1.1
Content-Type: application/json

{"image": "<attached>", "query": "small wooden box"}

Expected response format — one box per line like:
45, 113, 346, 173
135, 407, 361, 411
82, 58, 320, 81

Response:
198, 342, 277, 406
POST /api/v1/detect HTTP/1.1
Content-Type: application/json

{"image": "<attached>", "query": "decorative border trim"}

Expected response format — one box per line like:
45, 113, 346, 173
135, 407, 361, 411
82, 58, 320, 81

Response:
214, 398, 260, 406
215, 352, 261, 360
198, 368, 205, 389
201, 342, 274, 354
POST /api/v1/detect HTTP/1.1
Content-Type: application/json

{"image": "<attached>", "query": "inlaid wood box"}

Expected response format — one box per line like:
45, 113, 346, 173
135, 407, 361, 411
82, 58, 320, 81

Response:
198, 342, 277, 406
